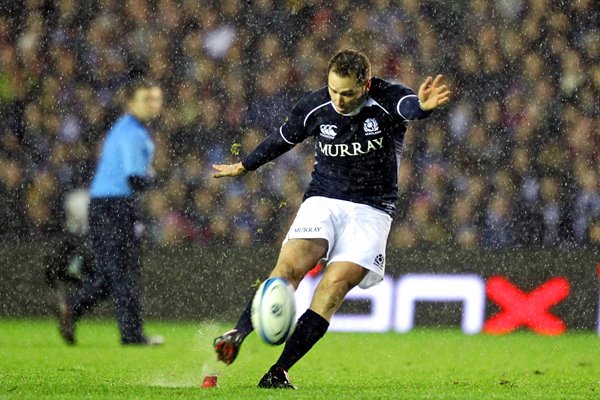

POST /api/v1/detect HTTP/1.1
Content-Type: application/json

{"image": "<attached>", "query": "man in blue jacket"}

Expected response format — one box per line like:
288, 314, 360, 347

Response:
59, 79, 164, 345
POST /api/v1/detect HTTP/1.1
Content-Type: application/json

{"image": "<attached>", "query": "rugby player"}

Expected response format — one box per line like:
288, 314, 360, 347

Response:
213, 49, 450, 388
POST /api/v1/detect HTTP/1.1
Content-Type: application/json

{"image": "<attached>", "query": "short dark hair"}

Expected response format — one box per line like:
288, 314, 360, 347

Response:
327, 49, 371, 84
123, 78, 157, 101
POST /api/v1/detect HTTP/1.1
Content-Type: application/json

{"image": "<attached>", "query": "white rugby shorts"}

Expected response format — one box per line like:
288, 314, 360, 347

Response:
283, 196, 392, 289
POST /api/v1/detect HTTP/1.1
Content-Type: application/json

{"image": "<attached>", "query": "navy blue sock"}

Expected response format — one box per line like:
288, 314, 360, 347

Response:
274, 309, 329, 371
234, 297, 254, 340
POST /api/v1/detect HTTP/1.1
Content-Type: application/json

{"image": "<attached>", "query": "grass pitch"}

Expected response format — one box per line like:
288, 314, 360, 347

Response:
0, 319, 599, 399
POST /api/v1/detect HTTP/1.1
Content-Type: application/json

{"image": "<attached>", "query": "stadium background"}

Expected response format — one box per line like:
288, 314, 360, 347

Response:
0, 1, 599, 327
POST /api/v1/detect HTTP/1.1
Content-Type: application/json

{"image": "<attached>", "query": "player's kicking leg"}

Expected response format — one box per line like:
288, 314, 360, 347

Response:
257, 261, 367, 389
214, 238, 327, 365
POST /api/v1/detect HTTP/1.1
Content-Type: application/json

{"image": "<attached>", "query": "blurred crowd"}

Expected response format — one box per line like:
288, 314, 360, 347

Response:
0, 0, 598, 248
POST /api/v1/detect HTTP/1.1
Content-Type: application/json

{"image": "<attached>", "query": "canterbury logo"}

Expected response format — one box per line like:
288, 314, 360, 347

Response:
319, 124, 338, 139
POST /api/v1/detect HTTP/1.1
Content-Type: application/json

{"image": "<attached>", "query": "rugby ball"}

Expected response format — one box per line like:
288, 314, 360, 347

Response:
251, 277, 296, 345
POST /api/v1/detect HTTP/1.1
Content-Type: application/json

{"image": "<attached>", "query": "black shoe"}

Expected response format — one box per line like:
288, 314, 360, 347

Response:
213, 329, 242, 365
123, 335, 165, 346
258, 366, 297, 389
58, 302, 75, 345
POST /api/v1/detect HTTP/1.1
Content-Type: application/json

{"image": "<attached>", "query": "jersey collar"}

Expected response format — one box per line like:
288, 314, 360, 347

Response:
125, 113, 150, 130
331, 97, 369, 117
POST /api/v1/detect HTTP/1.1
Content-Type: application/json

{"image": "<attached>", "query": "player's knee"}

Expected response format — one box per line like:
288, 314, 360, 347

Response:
270, 263, 304, 288
314, 276, 353, 313
327, 273, 354, 292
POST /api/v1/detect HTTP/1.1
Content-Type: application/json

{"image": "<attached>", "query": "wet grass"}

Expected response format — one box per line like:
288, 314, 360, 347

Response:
0, 319, 599, 399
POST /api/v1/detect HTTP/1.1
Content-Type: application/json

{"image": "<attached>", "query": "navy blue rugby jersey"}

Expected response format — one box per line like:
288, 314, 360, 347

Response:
242, 77, 431, 216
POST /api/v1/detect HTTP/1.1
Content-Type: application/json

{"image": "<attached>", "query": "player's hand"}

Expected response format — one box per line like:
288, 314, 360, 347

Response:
212, 162, 247, 178
418, 75, 451, 111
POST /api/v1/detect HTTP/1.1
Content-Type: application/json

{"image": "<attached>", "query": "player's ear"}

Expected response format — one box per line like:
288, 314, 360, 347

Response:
364, 78, 372, 92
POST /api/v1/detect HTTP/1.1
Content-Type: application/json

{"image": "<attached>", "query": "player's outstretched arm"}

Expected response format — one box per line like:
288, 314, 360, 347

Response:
418, 75, 451, 111
214, 131, 296, 178
213, 162, 247, 178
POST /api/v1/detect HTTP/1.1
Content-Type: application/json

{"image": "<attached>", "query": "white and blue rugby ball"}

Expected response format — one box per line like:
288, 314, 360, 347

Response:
251, 277, 296, 346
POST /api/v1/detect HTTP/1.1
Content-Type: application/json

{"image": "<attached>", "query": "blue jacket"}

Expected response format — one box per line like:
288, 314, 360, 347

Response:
89, 114, 155, 198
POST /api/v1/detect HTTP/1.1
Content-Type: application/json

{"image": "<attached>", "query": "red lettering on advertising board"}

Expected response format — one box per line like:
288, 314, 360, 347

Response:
484, 276, 570, 335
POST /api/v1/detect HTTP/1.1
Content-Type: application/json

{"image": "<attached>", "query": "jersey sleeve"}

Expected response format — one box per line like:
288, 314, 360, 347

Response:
241, 132, 296, 171
241, 95, 314, 171
371, 78, 431, 121
121, 130, 151, 178
279, 95, 314, 144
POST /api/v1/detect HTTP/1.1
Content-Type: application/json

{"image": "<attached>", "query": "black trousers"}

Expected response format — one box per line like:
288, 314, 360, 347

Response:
68, 197, 144, 343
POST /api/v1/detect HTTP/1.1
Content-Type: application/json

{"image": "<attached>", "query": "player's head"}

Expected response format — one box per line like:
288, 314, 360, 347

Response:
124, 78, 163, 122
327, 49, 372, 114
146, 85, 163, 120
